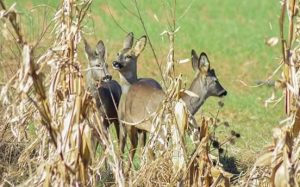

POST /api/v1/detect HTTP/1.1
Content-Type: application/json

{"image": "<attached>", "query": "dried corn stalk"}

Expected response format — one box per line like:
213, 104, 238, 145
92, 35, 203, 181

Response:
244, 0, 300, 186
0, 0, 230, 186
131, 3, 231, 184
0, 0, 125, 186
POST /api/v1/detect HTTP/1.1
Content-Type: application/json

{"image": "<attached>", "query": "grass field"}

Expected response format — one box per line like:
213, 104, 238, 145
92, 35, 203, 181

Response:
2, 0, 284, 171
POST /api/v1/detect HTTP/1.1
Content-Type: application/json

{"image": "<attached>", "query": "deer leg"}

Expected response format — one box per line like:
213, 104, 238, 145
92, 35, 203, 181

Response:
142, 131, 147, 147
114, 120, 120, 142
128, 126, 138, 171
102, 119, 110, 170
147, 147, 155, 161
138, 130, 147, 149
119, 123, 127, 156
102, 119, 110, 135
137, 130, 156, 166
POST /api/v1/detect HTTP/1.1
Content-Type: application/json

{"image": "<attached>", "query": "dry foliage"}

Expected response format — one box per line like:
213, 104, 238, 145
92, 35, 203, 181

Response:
0, 0, 235, 186
0, 0, 122, 186
242, 0, 300, 186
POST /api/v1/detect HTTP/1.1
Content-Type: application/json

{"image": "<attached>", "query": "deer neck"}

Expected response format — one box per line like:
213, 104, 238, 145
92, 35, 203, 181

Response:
182, 77, 207, 115
119, 70, 138, 94
86, 69, 96, 90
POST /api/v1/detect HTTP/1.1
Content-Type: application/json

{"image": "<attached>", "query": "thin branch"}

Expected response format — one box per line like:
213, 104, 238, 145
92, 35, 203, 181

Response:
118, 0, 139, 18
279, 0, 287, 64
172, 0, 176, 31
104, 0, 128, 33
178, 0, 195, 20
29, 5, 55, 49
162, 0, 175, 30
33, 20, 55, 50
133, 0, 167, 88
0, 0, 6, 10
0, 0, 25, 46
287, 0, 296, 49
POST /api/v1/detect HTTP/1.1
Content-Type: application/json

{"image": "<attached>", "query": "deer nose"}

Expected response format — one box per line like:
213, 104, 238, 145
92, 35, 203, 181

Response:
219, 90, 227, 97
102, 75, 112, 82
112, 61, 123, 70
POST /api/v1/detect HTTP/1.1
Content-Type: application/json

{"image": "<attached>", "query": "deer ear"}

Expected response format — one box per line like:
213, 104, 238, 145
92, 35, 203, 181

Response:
95, 40, 106, 60
134, 35, 147, 56
199, 52, 210, 72
83, 37, 93, 56
123, 32, 134, 49
191, 49, 199, 71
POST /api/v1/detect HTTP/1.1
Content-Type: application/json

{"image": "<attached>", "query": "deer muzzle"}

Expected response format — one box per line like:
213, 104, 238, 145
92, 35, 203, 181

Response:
102, 74, 112, 82
218, 90, 227, 97
112, 61, 123, 70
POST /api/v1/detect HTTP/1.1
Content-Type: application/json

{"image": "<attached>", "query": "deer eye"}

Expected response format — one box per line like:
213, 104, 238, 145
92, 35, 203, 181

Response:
125, 55, 132, 59
95, 64, 101, 67
207, 76, 217, 85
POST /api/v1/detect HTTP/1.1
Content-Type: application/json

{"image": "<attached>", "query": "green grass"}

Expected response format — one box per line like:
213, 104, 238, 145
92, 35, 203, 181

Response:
3, 0, 285, 169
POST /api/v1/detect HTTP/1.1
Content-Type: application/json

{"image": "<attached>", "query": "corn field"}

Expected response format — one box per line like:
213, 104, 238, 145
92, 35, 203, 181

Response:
0, 0, 300, 186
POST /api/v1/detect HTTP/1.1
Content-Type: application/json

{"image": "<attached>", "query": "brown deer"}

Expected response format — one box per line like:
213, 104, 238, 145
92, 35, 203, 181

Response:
112, 32, 227, 170
84, 38, 122, 140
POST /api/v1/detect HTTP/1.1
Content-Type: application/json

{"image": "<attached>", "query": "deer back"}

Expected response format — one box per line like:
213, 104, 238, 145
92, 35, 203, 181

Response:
120, 79, 165, 132
95, 80, 122, 124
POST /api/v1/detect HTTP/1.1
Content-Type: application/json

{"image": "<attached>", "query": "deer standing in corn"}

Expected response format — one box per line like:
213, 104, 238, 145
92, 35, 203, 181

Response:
112, 32, 227, 170
84, 38, 122, 140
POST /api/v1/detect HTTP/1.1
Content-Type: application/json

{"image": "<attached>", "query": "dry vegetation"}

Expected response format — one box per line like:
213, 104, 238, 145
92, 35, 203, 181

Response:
0, 0, 300, 186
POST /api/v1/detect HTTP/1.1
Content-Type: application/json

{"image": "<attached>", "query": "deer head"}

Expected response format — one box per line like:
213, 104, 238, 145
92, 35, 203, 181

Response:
84, 38, 111, 84
183, 50, 227, 115
112, 32, 147, 85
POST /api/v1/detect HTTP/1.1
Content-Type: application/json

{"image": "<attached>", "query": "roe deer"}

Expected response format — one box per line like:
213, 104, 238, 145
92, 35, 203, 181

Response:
112, 32, 160, 165
84, 38, 122, 139
112, 32, 227, 170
